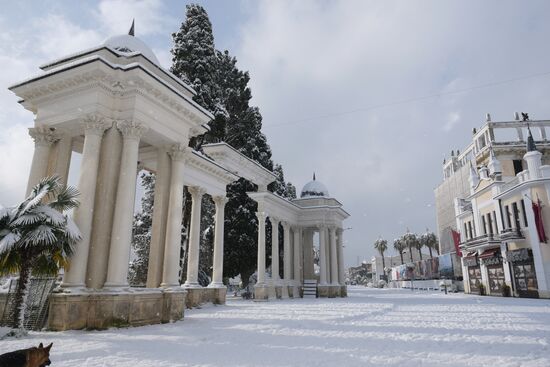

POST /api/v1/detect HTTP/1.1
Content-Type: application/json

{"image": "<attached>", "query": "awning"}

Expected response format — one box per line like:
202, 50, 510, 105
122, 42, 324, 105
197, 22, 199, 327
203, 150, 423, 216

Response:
479, 248, 499, 259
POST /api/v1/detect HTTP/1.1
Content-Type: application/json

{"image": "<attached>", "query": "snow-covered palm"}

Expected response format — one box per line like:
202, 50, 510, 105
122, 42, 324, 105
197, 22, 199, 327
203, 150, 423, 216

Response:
402, 231, 418, 263
393, 238, 406, 264
420, 231, 438, 258
0, 176, 81, 328
373, 238, 388, 276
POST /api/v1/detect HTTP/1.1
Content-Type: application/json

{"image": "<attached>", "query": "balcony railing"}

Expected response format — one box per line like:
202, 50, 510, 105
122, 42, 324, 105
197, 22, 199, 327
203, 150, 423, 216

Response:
499, 228, 524, 241
460, 233, 501, 248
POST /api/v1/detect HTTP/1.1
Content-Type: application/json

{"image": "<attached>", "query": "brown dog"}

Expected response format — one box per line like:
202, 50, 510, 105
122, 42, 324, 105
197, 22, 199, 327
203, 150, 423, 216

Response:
0, 342, 52, 367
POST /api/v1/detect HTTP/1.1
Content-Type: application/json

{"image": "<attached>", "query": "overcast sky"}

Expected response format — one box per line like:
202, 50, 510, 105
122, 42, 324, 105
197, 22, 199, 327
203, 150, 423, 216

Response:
2, 0, 550, 266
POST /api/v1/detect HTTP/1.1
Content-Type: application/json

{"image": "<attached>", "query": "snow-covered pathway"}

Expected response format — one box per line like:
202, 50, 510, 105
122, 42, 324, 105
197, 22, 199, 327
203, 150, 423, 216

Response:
1, 287, 550, 366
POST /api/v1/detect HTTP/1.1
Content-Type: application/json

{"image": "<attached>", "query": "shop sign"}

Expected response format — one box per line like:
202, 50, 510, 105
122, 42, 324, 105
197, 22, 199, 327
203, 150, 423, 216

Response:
463, 256, 478, 267
505, 248, 530, 263
482, 255, 502, 266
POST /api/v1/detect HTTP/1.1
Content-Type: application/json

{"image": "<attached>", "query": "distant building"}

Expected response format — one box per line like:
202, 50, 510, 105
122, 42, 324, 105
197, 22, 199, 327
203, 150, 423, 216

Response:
435, 114, 550, 255
450, 113, 550, 298
371, 249, 430, 282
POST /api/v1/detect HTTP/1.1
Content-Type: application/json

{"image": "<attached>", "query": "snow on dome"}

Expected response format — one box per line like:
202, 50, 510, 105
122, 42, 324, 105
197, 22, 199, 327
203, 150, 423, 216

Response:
300, 174, 329, 198
103, 34, 160, 65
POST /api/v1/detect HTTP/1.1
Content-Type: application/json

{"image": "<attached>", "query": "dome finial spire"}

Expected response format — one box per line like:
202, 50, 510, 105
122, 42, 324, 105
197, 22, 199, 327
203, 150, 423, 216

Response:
313, 172, 316, 181
128, 18, 135, 36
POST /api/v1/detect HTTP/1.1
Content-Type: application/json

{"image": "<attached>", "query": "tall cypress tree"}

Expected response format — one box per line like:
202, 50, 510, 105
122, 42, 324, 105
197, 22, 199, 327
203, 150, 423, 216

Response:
166, 3, 296, 287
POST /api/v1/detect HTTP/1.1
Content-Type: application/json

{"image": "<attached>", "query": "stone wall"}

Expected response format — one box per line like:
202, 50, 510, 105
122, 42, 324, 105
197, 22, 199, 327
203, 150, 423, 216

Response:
47, 289, 186, 331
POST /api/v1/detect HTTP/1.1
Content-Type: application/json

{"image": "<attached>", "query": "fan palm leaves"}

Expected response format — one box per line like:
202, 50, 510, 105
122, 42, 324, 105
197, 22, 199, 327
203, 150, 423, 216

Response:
420, 230, 438, 258
393, 237, 406, 264
0, 176, 81, 328
373, 237, 388, 278
402, 231, 418, 262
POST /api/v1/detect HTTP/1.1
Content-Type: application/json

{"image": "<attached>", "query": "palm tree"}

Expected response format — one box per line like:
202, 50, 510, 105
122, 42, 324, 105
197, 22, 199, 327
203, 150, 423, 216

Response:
373, 237, 388, 279
403, 230, 418, 262
393, 237, 406, 264
0, 176, 81, 329
420, 230, 438, 258
414, 234, 424, 261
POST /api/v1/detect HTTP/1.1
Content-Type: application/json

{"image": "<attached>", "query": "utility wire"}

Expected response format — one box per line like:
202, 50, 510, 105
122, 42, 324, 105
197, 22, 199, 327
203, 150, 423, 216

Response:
264, 70, 550, 129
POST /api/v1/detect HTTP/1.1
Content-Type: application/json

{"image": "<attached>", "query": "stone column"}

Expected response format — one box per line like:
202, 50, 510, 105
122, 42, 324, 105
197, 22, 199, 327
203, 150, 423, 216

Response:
146, 147, 171, 288
26, 126, 59, 196
105, 121, 147, 288
302, 229, 315, 279
86, 125, 122, 289
337, 228, 345, 285
325, 227, 332, 283
319, 225, 327, 286
293, 226, 302, 297
48, 133, 72, 186
160, 144, 187, 288
62, 115, 108, 288
184, 186, 206, 288
270, 217, 280, 285
254, 211, 268, 300
329, 227, 339, 286
209, 195, 228, 287
282, 222, 291, 298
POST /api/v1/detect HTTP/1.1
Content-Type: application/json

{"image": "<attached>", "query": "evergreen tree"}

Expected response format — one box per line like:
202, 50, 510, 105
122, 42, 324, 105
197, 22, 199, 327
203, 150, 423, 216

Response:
128, 172, 155, 287
269, 164, 297, 200
171, 4, 218, 113
168, 3, 297, 287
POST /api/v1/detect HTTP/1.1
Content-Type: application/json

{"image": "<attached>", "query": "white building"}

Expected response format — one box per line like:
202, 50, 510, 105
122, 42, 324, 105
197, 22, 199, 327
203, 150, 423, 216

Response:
455, 116, 550, 298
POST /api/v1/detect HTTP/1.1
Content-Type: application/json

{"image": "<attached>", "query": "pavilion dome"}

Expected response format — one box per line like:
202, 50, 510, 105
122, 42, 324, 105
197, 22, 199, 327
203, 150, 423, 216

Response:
103, 34, 160, 65
300, 174, 329, 198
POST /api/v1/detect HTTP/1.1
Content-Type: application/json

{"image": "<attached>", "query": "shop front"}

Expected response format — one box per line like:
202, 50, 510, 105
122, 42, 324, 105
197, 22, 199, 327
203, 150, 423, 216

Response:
463, 255, 482, 294
506, 248, 539, 298
480, 248, 505, 296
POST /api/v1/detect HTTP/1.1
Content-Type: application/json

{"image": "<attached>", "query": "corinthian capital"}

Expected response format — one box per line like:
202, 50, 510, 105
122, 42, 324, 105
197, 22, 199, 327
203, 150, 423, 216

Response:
28, 126, 59, 146
82, 114, 109, 136
212, 195, 229, 207
117, 120, 148, 140
188, 186, 207, 200
168, 143, 187, 162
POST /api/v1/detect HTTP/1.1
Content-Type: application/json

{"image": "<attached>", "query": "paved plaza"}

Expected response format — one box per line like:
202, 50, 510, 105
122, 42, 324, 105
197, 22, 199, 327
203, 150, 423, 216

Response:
1, 287, 549, 366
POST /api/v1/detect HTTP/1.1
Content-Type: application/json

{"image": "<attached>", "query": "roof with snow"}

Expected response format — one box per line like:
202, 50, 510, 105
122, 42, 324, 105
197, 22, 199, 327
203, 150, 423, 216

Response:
103, 34, 160, 65
300, 173, 329, 198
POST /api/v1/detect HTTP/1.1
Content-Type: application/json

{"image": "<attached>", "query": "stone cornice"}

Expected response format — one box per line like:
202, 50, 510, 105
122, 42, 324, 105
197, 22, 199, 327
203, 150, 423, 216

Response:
11, 58, 211, 128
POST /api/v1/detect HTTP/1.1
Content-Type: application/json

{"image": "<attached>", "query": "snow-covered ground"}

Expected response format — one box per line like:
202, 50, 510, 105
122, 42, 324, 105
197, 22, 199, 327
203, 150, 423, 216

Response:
1, 287, 550, 366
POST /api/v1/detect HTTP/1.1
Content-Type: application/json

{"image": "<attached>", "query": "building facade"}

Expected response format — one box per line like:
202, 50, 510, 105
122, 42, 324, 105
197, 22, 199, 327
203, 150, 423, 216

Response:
452, 115, 550, 298
435, 114, 550, 255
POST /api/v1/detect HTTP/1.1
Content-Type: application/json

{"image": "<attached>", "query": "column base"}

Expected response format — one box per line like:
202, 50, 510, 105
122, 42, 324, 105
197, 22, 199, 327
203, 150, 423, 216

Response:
206, 284, 228, 305
254, 284, 269, 300
340, 285, 348, 297
328, 284, 340, 298
281, 284, 290, 298
318, 284, 329, 298
275, 286, 283, 299
292, 281, 302, 298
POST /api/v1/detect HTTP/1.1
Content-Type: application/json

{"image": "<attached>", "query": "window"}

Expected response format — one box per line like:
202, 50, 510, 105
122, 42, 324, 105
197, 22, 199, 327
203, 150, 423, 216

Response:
492, 211, 499, 233
521, 199, 528, 227
481, 216, 487, 235
468, 222, 473, 239
487, 213, 493, 235
513, 160, 523, 175
512, 202, 521, 229
504, 205, 511, 229
464, 223, 469, 240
